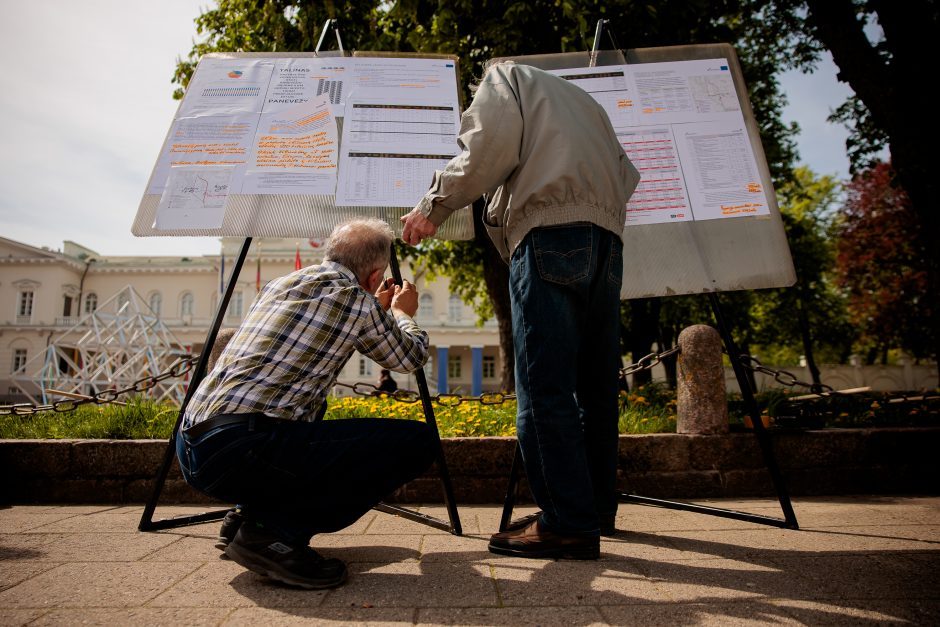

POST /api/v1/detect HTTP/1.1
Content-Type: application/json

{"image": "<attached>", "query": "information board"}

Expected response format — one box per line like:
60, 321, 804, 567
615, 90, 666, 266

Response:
133, 46, 795, 300
492, 46, 796, 299
131, 52, 473, 240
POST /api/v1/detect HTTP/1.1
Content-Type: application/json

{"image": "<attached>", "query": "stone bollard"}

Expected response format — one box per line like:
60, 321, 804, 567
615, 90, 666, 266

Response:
677, 324, 728, 434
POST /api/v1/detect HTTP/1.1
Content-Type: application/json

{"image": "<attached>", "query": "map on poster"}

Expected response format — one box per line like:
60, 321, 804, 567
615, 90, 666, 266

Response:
548, 59, 769, 226
148, 56, 460, 229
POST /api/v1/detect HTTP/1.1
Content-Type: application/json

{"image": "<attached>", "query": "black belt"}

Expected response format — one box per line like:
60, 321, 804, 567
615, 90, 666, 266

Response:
183, 413, 278, 438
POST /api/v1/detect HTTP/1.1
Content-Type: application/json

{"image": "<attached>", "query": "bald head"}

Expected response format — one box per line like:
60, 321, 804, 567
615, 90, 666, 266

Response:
323, 218, 394, 282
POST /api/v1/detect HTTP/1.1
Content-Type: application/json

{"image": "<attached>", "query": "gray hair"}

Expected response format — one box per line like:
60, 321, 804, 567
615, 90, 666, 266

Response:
324, 217, 394, 280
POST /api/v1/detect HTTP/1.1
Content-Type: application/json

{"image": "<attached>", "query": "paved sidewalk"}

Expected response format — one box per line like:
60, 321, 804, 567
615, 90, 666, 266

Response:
0, 497, 937, 625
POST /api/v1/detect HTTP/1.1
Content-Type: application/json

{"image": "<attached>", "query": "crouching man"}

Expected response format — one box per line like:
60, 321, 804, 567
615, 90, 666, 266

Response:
176, 218, 434, 589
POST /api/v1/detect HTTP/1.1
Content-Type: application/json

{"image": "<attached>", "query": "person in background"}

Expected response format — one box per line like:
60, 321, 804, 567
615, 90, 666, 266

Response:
377, 368, 399, 394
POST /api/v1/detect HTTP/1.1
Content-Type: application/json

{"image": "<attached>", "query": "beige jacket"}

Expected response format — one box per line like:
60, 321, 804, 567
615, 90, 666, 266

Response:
415, 62, 640, 260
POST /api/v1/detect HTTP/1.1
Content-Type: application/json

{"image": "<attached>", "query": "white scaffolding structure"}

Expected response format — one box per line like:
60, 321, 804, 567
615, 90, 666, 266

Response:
11, 286, 192, 406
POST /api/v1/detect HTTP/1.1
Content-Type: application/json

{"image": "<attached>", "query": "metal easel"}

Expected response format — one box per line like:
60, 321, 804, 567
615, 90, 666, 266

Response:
139, 20, 462, 535
498, 19, 799, 532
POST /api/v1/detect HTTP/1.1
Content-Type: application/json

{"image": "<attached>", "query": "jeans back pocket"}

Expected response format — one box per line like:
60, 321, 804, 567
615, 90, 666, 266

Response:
533, 225, 592, 286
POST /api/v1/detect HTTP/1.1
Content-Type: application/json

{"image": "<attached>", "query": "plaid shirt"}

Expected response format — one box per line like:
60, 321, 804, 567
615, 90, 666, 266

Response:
184, 261, 429, 426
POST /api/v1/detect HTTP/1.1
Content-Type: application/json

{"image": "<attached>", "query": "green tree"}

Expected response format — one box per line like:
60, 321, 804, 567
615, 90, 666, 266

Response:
753, 0, 940, 376
751, 167, 854, 381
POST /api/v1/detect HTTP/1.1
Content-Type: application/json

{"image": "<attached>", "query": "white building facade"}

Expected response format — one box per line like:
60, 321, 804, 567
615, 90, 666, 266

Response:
0, 236, 503, 404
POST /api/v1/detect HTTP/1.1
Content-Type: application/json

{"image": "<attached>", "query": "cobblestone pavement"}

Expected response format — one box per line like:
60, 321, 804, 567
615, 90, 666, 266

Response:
0, 497, 937, 625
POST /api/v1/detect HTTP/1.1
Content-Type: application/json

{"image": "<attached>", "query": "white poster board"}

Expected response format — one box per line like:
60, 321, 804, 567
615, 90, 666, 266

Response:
131, 52, 473, 240
494, 46, 796, 298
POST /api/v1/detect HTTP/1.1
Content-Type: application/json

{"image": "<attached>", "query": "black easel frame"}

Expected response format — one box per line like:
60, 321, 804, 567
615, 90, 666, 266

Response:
139, 20, 463, 535
138, 237, 253, 531
499, 19, 799, 533
139, 239, 464, 534
498, 291, 800, 532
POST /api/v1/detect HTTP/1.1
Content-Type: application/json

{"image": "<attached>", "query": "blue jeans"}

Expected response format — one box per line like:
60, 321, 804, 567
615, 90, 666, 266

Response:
510, 224, 623, 536
176, 414, 436, 544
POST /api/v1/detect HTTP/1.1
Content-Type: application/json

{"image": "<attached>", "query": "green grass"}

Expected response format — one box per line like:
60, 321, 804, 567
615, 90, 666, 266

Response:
0, 398, 179, 439
0, 388, 680, 439
6, 383, 932, 440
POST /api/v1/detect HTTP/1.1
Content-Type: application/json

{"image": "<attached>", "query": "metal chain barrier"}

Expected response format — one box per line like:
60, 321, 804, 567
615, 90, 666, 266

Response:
334, 345, 684, 406
734, 353, 939, 426
0, 356, 200, 417
331, 380, 516, 406
4, 344, 932, 418
736, 355, 836, 396
619, 346, 680, 381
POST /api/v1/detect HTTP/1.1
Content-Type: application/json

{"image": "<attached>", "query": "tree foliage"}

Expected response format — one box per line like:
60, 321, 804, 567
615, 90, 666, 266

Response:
751, 0, 939, 371
751, 168, 854, 373
834, 162, 933, 363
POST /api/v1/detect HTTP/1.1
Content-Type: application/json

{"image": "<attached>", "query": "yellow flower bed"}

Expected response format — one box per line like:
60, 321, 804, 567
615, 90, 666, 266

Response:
325, 396, 518, 437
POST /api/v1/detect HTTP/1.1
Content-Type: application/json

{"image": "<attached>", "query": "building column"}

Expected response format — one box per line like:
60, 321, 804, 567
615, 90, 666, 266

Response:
437, 346, 449, 394
471, 345, 483, 397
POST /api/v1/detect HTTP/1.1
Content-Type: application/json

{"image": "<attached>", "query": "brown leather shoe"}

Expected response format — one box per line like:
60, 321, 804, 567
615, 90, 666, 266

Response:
488, 519, 600, 560
506, 511, 617, 536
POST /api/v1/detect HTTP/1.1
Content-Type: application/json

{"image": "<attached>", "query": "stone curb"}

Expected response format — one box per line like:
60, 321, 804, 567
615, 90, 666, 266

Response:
1, 428, 937, 504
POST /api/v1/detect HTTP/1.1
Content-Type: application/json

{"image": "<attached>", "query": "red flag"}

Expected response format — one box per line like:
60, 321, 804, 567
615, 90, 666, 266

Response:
294, 245, 302, 271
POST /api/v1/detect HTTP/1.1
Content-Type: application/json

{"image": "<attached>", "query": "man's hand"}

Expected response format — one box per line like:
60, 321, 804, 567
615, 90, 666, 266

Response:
375, 277, 394, 311
400, 208, 438, 246
391, 280, 419, 318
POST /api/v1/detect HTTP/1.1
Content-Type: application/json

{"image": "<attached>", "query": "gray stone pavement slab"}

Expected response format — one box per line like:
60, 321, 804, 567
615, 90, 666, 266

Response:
0, 498, 936, 625
418, 606, 607, 625
224, 606, 417, 625
29, 608, 231, 626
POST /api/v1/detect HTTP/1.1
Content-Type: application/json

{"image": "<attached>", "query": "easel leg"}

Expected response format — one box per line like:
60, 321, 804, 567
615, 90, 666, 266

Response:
618, 293, 800, 529
138, 238, 253, 531
707, 292, 799, 528
384, 243, 462, 535
498, 443, 523, 532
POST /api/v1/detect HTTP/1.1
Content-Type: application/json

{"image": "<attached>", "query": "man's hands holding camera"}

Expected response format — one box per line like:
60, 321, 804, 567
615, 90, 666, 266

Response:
375, 278, 420, 319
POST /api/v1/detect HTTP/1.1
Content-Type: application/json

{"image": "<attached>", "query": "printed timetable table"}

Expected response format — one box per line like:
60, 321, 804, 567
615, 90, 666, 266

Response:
346, 104, 458, 149
339, 152, 453, 208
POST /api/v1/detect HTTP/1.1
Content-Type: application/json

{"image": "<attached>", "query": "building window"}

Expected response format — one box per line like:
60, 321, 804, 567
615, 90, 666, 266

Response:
482, 355, 496, 379
448, 355, 462, 379
448, 295, 463, 323
117, 292, 130, 312
180, 292, 194, 317
226, 292, 243, 320
17, 291, 34, 319
359, 357, 373, 377
62, 295, 73, 317
84, 293, 98, 313
149, 292, 162, 316
418, 293, 434, 323
12, 349, 28, 373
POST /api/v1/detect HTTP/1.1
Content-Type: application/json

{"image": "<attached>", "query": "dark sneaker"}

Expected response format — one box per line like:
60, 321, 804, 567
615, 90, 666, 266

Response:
215, 509, 243, 551
506, 511, 617, 536
489, 519, 600, 560
224, 524, 347, 589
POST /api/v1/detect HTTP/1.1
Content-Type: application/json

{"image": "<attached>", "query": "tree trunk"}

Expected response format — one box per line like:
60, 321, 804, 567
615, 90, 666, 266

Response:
796, 295, 822, 386
627, 298, 661, 387
473, 200, 515, 392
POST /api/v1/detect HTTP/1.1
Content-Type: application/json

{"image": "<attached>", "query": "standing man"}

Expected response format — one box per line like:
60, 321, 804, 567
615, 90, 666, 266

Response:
177, 218, 435, 589
401, 62, 640, 560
